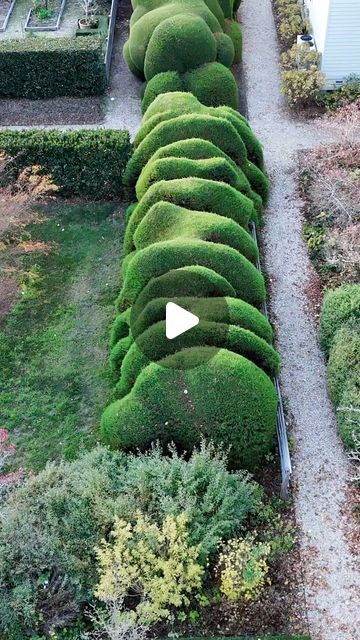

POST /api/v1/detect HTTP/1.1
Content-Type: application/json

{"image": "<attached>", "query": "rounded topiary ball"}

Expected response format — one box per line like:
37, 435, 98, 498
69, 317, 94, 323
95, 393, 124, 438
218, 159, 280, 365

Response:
184, 62, 239, 109
144, 14, 217, 80
141, 71, 184, 113
214, 31, 235, 67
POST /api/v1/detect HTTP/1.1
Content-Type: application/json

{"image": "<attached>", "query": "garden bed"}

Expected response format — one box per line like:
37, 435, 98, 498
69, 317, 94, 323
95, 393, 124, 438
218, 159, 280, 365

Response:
0, 0, 16, 31
25, 0, 66, 30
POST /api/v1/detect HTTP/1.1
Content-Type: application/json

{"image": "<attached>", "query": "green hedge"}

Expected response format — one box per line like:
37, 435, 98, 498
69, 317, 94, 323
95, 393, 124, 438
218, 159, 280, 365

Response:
320, 284, 360, 356
0, 129, 131, 198
117, 238, 266, 311
100, 348, 278, 471
0, 37, 106, 98
132, 201, 259, 263
124, 177, 257, 254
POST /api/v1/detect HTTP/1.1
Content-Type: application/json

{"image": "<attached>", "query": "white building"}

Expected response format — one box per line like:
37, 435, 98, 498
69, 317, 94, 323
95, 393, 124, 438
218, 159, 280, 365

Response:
304, 0, 360, 88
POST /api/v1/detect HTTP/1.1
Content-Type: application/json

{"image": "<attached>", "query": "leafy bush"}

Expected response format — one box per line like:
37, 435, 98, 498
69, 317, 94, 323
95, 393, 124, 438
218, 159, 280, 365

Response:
223, 18, 242, 62
132, 201, 259, 263
273, 0, 308, 50
320, 284, 360, 356
0, 130, 131, 198
141, 70, 185, 112
117, 238, 265, 311
244, 160, 270, 204
0, 443, 261, 638
216, 535, 270, 601
144, 14, 216, 80
281, 44, 325, 109
95, 512, 204, 624
124, 178, 257, 253
0, 37, 106, 98
327, 322, 360, 407
100, 348, 278, 470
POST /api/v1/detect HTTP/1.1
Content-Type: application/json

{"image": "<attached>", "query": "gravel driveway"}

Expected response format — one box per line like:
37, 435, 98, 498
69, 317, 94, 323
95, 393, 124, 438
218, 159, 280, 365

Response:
240, 1, 360, 639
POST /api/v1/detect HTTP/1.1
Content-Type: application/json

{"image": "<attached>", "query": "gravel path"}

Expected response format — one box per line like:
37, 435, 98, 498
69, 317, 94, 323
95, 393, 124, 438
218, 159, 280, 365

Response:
240, 1, 360, 639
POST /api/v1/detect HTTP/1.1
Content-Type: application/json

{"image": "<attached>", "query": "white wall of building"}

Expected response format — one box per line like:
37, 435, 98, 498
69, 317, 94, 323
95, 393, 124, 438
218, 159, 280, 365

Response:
304, 0, 360, 86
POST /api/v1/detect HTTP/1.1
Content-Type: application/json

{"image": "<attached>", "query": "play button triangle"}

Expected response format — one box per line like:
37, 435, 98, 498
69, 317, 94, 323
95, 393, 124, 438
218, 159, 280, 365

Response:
165, 302, 199, 340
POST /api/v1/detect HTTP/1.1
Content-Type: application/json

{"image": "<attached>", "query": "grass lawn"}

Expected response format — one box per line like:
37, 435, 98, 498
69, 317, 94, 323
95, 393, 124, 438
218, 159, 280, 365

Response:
0, 200, 124, 470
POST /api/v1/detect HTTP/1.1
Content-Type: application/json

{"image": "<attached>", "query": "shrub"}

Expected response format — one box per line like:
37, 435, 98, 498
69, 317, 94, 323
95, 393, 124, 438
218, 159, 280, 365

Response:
95, 512, 204, 625
327, 322, 360, 407
132, 296, 273, 343
110, 334, 133, 378
185, 62, 240, 108
141, 71, 184, 112
115, 320, 280, 395
124, 178, 257, 253
336, 385, 360, 450
320, 284, 360, 356
117, 238, 266, 310
215, 31, 235, 66
123, 114, 247, 188
223, 18, 242, 62
133, 201, 259, 263
0, 129, 131, 198
281, 45, 326, 109
126, 0, 222, 74
100, 348, 278, 470
144, 14, 216, 80
0, 443, 260, 638
123, 39, 143, 78
0, 37, 106, 98
135, 156, 252, 200
110, 309, 131, 348
216, 535, 270, 601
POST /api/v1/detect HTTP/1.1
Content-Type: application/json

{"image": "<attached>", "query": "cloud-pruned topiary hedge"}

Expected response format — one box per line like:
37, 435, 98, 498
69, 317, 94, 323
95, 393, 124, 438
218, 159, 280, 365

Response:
99, 87, 278, 473
123, 0, 243, 108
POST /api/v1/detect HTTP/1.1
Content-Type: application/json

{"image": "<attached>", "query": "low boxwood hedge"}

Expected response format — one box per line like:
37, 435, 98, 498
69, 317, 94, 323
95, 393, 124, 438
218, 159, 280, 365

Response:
0, 129, 131, 198
100, 348, 278, 471
320, 284, 360, 356
0, 36, 106, 98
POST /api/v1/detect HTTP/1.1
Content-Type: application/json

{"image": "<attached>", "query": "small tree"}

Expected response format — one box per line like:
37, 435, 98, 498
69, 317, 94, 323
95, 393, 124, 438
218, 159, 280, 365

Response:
79, 0, 98, 24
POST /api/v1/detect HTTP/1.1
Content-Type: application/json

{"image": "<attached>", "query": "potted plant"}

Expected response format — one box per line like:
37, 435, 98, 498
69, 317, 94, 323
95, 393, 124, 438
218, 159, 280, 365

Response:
78, 0, 98, 29
32, 0, 53, 21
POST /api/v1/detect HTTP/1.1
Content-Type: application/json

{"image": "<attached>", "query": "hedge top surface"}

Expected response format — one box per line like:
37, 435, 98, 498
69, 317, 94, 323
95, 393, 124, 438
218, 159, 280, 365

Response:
320, 284, 360, 357
132, 295, 273, 343
132, 200, 259, 263
124, 113, 248, 188
144, 14, 217, 80
124, 178, 257, 253
135, 155, 253, 201
0, 36, 103, 53
117, 238, 266, 310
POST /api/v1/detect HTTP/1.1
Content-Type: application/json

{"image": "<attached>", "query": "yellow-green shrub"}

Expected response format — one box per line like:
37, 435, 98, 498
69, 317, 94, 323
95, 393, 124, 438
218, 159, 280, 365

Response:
95, 511, 204, 624
281, 45, 325, 109
216, 535, 270, 602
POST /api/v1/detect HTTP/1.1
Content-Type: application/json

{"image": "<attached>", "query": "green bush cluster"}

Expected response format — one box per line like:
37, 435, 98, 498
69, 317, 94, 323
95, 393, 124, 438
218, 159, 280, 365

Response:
123, 0, 243, 109
0, 129, 131, 198
100, 91, 278, 471
0, 444, 261, 638
320, 284, 360, 449
0, 37, 106, 99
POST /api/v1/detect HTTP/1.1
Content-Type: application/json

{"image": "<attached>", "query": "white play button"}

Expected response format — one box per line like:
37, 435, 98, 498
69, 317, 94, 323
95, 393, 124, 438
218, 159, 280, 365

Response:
165, 302, 199, 340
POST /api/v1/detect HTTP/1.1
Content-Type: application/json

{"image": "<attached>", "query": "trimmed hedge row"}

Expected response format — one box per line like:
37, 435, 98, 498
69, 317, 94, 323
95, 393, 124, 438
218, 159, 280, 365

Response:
123, 0, 243, 109
100, 90, 279, 472
0, 37, 106, 99
0, 129, 131, 199
320, 284, 360, 450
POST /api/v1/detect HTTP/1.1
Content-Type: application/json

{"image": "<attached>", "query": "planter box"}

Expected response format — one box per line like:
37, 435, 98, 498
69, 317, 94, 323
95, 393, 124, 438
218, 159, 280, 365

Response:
76, 14, 108, 37
0, 0, 16, 32
24, 0, 66, 31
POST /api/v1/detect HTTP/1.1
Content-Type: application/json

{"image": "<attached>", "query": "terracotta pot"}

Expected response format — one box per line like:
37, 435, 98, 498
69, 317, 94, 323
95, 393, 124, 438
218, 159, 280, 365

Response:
78, 17, 97, 29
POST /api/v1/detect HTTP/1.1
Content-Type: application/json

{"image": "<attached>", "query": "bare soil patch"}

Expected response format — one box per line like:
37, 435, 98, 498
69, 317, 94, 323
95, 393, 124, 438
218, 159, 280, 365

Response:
0, 96, 103, 126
